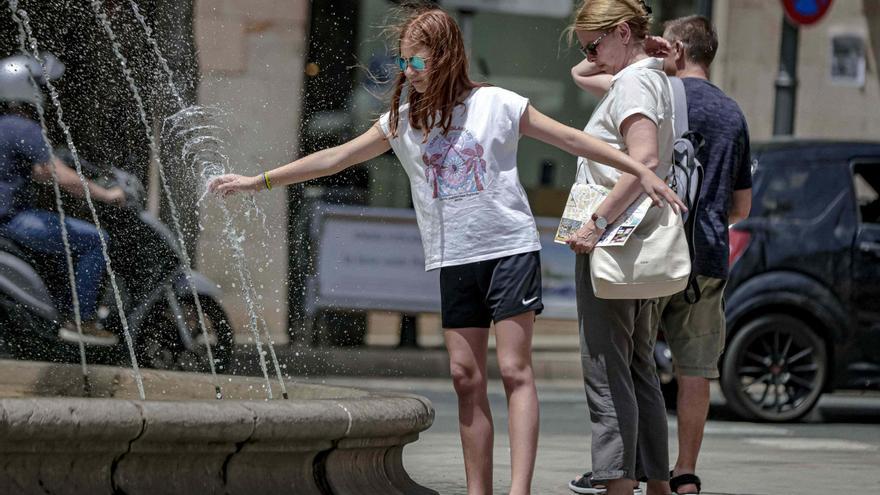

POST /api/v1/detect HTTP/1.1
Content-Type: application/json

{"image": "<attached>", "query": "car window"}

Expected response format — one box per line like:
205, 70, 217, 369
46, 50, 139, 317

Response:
751, 161, 849, 222
852, 163, 880, 224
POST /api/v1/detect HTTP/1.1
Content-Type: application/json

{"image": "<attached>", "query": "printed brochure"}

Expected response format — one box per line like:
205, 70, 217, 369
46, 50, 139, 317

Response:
554, 183, 651, 247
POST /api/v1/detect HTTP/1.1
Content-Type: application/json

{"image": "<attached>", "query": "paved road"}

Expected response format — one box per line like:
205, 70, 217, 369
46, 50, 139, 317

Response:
315, 377, 880, 495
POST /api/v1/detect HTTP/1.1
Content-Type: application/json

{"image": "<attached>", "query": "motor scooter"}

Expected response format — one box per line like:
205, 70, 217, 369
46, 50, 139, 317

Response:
0, 151, 234, 372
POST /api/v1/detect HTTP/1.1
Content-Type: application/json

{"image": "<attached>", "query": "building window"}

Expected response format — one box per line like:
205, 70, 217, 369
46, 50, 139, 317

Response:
829, 33, 866, 87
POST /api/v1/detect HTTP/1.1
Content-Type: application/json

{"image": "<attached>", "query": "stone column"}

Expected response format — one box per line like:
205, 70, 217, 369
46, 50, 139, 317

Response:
195, 0, 311, 343
154, 0, 201, 258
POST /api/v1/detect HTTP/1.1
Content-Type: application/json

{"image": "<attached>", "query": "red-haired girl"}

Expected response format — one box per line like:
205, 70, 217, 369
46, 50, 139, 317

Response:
211, 5, 684, 494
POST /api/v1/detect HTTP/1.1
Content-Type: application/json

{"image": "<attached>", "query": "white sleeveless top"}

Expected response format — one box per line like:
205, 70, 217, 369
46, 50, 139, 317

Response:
378, 86, 541, 271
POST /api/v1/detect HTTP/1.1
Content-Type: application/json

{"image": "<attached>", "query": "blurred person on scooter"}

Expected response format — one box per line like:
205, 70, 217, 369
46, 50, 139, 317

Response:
0, 53, 125, 346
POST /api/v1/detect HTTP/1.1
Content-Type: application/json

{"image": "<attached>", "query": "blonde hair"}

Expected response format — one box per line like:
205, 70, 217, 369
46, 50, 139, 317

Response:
567, 0, 652, 44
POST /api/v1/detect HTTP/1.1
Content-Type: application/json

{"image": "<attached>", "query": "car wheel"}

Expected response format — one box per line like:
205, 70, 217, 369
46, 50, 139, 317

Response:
720, 313, 827, 422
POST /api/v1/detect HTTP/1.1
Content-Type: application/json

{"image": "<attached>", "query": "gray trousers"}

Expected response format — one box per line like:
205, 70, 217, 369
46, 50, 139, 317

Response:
575, 255, 669, 481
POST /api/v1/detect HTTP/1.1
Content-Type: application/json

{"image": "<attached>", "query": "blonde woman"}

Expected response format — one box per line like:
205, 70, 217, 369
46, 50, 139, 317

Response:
564, 1, 674, 494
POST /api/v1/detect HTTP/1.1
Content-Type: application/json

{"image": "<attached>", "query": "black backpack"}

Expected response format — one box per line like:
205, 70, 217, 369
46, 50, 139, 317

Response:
668, 77, 706, 304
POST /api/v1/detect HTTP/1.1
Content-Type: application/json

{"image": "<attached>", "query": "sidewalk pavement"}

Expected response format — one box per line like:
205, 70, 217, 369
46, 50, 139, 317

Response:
236, 316, 880, 495
313, 376, 880, 495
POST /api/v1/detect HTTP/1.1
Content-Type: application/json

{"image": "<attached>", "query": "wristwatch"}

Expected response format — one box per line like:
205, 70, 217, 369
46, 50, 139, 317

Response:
591, 213, 608, 230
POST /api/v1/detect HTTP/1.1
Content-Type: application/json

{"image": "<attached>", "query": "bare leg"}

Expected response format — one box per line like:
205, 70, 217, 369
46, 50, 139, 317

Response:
606, 478, 635, 495
495, 312, 538, 495
646, 479, 672, 495
672, 375, 710, 494
445, 328, 493, 495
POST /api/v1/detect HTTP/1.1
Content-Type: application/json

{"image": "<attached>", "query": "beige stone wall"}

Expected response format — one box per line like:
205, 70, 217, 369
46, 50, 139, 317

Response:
194, 0, 310, 343
714, 0, 880, 140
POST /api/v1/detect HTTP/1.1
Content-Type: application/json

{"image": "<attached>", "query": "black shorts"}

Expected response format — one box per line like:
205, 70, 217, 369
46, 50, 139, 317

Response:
439, 250, 543, 329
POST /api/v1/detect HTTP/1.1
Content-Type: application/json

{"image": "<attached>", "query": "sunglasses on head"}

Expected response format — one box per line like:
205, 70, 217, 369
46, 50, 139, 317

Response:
579, 30, 612, 58
397, 56, 427, 71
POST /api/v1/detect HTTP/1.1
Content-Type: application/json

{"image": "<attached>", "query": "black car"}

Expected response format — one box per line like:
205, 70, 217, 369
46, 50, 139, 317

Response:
719, 139, 880, 421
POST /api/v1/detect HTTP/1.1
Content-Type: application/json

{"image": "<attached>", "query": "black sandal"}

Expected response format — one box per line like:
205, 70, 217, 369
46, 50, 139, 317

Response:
669, 473, 702, 495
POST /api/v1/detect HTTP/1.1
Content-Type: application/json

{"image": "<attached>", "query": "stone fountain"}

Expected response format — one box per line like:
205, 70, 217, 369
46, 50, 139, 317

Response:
0, 359, 437, 495
1, 3, 438, 494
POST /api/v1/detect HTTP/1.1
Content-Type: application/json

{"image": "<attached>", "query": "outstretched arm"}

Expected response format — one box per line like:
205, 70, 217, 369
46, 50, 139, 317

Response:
519, 104, 684, 210
210, 123, 391, 196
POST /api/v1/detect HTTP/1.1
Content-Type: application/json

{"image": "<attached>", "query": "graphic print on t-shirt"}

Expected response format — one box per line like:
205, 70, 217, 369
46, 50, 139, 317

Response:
421, 128, 488, 199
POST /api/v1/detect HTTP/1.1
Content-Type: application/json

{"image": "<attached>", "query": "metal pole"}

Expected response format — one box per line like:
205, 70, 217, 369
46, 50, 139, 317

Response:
773, 16, 799, 136
696, 0, 714, 20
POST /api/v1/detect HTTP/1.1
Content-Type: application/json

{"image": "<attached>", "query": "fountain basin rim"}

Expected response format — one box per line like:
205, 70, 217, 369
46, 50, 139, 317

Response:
0, 393, 433, 445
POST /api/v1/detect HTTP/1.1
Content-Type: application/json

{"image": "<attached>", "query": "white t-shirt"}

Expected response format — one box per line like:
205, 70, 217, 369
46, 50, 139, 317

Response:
378, 86, 540, 271
576, 57, 674, 187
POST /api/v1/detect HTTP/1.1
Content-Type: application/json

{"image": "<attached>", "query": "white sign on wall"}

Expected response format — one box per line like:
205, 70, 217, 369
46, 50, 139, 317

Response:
829, 33, 866, 87
306, 204, 577, 320
309, 206, 441, 314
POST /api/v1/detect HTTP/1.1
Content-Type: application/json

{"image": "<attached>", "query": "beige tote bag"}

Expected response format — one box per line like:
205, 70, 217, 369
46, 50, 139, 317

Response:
590, 200, 691, 300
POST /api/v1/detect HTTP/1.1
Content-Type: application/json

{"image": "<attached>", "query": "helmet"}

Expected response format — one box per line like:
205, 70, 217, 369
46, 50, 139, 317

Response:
0, 52, 65, 107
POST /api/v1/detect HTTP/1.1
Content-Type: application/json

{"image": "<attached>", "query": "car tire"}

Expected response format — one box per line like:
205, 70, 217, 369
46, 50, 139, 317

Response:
720, 313, 827, 422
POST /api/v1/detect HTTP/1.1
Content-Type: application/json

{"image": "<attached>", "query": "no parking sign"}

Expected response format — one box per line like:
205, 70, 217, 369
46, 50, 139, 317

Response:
781, 0, 834, 26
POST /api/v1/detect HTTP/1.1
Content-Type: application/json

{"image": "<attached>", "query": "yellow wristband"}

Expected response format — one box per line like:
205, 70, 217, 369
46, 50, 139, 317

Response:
263, 171, 272, 191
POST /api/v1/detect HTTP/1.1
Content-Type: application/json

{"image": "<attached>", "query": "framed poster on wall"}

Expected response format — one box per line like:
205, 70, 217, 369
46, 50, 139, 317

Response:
305, 204, 577, 321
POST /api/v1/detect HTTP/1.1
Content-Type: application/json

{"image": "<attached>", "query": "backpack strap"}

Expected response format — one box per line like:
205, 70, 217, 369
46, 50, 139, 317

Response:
682, 158, 704, 304
670, 76, 688, 139
670, 77, 704, 304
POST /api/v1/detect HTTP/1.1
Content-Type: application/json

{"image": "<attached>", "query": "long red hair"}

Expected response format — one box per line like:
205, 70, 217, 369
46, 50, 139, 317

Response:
387, 5, 483, 141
